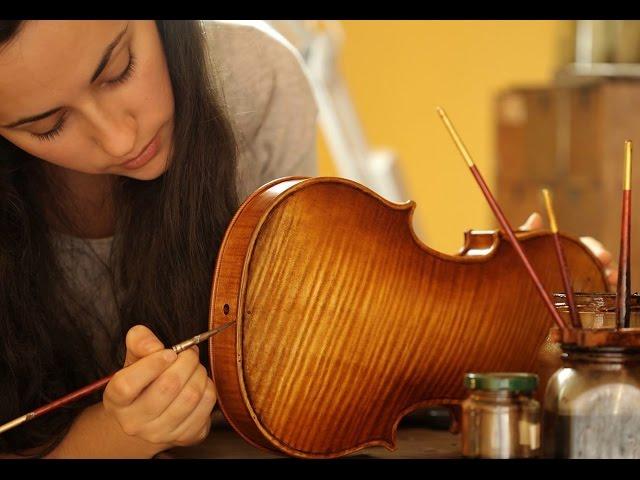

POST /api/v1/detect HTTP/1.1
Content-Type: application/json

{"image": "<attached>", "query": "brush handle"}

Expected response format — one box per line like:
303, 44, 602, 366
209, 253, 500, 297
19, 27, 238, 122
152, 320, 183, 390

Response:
617, 189, 632, 328
32, 375, 113, 419
469, 165, 568, 330
0, 320, 236, 435
552, 232, 581, 328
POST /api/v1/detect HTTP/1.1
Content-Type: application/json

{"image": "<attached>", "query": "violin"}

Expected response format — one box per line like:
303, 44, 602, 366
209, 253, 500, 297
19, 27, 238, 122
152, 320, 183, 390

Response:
208, 176, 607, 458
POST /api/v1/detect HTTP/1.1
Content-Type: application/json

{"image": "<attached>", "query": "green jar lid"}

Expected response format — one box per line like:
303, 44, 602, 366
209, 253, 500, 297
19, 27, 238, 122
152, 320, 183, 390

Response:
464, 372, 538, 392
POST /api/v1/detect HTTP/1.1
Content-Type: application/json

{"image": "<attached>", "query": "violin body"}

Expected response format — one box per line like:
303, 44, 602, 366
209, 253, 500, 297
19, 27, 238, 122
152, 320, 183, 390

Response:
208, 176, 607, 458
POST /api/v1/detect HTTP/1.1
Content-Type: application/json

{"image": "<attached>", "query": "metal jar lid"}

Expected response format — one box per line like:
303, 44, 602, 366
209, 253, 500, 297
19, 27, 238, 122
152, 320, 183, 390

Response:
464, 372, 538, 392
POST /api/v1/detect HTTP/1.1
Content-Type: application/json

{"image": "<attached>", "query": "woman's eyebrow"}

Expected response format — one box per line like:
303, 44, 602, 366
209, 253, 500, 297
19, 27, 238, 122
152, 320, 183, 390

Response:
90, 23, 129, 83
2, 107, 63, 128
1, 22, 130, 129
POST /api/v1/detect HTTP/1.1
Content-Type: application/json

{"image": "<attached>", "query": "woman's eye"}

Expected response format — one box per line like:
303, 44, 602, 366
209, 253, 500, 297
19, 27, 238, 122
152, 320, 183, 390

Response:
29, 51, 136, 142
31, 114, 67, 142
106, 51, 136, 86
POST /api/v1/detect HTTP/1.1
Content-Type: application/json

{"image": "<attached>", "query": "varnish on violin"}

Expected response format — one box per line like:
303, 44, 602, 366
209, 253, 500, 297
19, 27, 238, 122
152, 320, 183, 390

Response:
208, 176, 607, 458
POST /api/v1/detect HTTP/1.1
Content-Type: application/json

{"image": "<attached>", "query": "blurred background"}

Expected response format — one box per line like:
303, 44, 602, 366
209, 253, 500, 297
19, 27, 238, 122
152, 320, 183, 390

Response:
269, 20, 640, 290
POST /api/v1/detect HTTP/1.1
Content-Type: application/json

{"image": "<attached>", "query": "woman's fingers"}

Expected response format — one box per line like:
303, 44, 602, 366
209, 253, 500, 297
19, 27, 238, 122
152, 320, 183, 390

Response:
580, 236, 613, 267
518, 212, 544, 231
105, 349, 177, 407
167, 377, 217, 446
124, 325, 167, 366
104, 328, 215, 448
516, 215, 617, 290
141, 365, 215, 446
518, 214, 615, 271
580, 236, 617, 290
128, 346, 201, 422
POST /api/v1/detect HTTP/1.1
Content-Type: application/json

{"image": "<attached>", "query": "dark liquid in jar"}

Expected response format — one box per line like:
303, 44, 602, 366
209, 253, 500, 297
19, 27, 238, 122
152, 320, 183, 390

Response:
543, 411, 640, 458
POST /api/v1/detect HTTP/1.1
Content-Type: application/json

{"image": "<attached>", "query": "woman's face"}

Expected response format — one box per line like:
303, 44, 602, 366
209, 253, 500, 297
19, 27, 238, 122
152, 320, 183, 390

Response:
0, 20, 175, 181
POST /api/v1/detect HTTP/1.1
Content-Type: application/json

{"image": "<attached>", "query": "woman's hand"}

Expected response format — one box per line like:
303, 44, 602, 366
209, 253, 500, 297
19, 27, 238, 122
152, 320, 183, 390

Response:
519, 212, 617, 290
103, 325, 217, 449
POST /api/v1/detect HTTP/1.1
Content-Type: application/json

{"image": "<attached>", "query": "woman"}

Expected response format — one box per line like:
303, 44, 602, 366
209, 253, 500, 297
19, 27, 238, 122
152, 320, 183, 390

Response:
0, 20, 614, 458
0, 20, 317, 458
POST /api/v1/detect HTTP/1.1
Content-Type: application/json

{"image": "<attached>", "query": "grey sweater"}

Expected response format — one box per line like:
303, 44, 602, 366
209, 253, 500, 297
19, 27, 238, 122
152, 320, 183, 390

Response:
52, 20, 318, 366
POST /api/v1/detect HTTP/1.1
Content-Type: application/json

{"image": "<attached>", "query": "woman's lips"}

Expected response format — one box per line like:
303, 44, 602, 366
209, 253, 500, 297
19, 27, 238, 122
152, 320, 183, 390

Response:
121, 133, 160, 170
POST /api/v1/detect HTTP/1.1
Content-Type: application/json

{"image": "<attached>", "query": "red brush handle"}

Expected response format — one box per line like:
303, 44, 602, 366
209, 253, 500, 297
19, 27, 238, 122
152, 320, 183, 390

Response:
31, 374, 114, 419
551, 232, 581, 328
469, 165, 568, 331
617, 189, 632, 329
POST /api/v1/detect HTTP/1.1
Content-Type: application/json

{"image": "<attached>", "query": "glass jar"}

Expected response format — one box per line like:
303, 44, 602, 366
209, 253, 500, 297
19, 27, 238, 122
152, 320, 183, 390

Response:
536, 293, 640, 403
553, 292, 640, 329
543, 346, 640, 458
461, 373, 541, 458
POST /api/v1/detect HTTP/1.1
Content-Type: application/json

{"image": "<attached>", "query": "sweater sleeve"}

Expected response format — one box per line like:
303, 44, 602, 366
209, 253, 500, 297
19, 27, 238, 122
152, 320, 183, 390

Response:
202, 20, 319, 202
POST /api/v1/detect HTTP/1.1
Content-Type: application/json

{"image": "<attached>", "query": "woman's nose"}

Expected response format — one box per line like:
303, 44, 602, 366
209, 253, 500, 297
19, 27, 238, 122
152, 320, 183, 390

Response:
87, 105, 138, 159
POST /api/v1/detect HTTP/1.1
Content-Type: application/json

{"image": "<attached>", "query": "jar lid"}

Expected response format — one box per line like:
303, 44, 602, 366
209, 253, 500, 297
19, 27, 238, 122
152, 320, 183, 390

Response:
464, 372, 538, 392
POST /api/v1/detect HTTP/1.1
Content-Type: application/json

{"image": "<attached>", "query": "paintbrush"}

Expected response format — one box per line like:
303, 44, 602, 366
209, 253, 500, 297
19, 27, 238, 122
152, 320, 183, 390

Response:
436, 106, 569, 331
617, 141, 633, 329
0, 320, 236, 435
542, 188, 581, 328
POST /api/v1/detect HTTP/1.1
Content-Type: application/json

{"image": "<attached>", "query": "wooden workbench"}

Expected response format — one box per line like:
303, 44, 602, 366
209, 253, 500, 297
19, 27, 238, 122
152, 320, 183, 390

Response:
163, 410, 461, 459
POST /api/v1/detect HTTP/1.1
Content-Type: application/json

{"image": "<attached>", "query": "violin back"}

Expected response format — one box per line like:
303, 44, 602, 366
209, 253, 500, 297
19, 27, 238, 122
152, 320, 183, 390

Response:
209, 177, 606, 458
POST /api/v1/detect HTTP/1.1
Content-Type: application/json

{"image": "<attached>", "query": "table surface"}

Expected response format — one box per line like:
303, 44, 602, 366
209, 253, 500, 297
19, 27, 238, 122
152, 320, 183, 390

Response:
163, 410, 461, 459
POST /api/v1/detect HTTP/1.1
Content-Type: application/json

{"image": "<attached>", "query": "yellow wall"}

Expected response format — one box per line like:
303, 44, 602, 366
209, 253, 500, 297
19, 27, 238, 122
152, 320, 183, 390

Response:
317, 20, 561, 254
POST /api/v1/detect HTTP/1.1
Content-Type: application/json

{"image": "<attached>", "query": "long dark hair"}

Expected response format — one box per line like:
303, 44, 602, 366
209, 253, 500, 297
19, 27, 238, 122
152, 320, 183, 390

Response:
0, 21, 238, 456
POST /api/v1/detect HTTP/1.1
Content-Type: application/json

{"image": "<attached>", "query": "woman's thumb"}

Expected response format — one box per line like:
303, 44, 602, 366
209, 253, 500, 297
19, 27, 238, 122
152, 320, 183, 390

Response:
124, 325, 165, 366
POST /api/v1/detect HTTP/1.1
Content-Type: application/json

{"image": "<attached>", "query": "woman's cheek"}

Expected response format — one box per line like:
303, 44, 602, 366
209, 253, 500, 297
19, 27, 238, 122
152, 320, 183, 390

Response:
33, 139, 102, 174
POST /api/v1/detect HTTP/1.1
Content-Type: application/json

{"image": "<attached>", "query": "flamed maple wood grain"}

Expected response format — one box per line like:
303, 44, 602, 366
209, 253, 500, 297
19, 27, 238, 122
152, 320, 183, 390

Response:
209, 177, 607, 458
